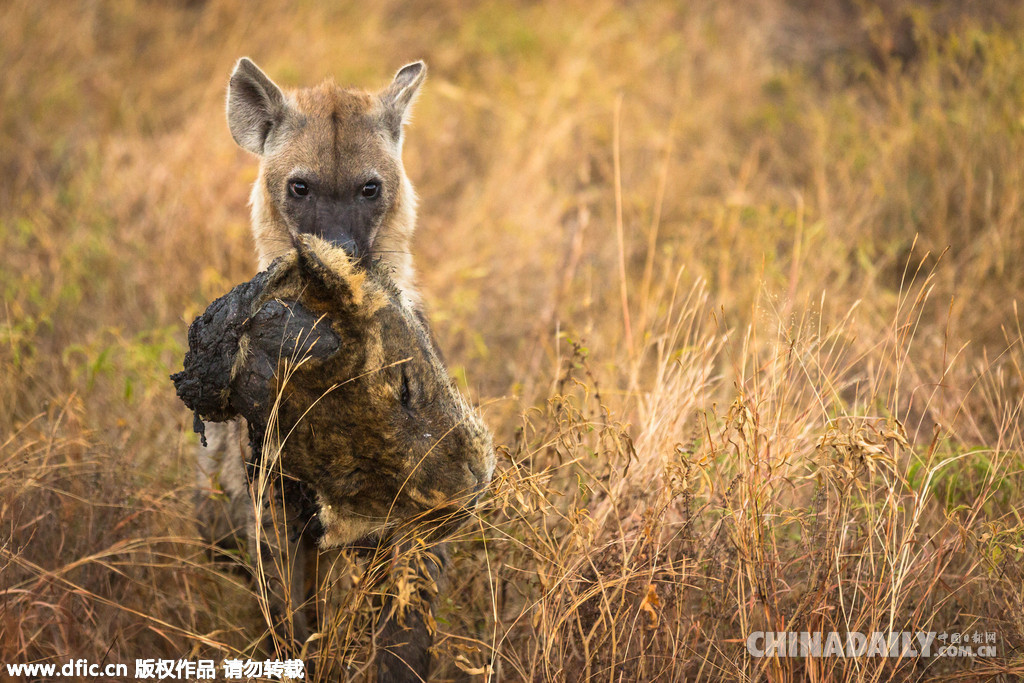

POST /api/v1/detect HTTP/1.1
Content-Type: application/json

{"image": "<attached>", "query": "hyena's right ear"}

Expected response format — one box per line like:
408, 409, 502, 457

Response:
380, 61, 427, 143
227, 58, 287, 156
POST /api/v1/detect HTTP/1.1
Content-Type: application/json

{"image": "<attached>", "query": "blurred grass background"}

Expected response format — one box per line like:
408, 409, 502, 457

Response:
2, 0, 1024, 680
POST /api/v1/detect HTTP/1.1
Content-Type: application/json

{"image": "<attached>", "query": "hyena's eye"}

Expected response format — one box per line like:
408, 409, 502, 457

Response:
288, 180, 310, 198
361, 181, 381, 200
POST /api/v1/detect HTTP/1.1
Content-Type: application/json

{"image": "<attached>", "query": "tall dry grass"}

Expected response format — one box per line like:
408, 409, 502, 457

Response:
2, 0, 1023, 680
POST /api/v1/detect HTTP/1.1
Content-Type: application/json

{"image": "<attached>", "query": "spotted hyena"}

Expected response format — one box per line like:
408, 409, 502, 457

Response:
189, 59, 480, 681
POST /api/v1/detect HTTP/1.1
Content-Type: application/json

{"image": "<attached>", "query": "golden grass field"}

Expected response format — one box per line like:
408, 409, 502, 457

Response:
3, 0, 1024, 680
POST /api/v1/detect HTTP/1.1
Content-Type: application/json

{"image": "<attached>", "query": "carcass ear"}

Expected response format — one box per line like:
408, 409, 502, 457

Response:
227, 57, 288, 155
380, 61, 426, 142
293, 235, 365, 311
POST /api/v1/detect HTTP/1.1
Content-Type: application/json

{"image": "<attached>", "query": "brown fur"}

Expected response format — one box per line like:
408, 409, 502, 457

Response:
235, 235, 493, 543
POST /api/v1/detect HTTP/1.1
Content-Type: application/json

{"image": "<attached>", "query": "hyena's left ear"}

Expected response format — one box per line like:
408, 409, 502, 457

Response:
380, 61, 427, 142
227, 57, 288, 156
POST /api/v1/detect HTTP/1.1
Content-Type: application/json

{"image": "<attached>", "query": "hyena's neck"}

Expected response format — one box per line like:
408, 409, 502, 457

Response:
249, 171, 422, 310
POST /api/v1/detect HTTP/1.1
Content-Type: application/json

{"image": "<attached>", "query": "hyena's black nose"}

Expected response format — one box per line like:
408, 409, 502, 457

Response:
313, 221, 367, 260
333, 236, 362, 259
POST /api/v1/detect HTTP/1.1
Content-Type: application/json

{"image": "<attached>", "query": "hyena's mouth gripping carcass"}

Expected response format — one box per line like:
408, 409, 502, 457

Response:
172, 234, 494, 679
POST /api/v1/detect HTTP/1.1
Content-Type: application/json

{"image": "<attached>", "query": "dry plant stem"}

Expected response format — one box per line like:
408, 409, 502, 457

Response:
613, 93, 634, 362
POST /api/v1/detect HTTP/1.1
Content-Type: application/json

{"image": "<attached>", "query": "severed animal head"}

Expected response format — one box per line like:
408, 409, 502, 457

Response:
172, 235, 494, 547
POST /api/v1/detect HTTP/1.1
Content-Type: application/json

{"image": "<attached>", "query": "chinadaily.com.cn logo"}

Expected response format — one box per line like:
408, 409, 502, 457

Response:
747, 630, 998, 658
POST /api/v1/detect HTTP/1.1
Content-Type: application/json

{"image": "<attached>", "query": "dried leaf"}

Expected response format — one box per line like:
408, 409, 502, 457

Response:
640, 583, 661, 629
454, 654, 494, 676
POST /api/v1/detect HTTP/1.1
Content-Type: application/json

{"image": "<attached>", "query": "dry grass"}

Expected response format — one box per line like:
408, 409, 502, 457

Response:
2, 0, 1024, 680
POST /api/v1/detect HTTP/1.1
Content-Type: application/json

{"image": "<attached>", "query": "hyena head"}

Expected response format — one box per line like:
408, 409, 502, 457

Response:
226, 58, 424, 301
